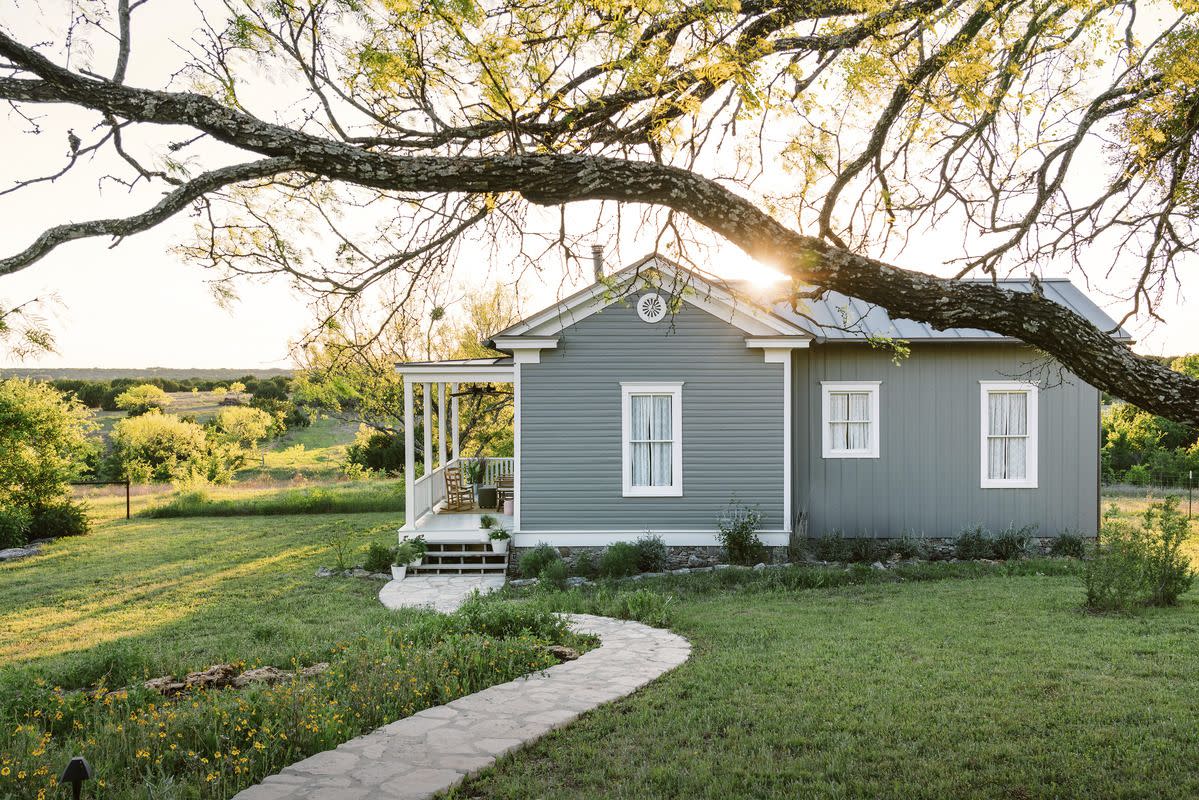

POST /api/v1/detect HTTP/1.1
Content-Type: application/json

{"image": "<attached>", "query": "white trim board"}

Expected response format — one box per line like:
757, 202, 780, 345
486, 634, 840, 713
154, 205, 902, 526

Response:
820, 381, 882, 459
979, 380, 1039, 489
512, 531, 790, 547
620, 382, 684, 498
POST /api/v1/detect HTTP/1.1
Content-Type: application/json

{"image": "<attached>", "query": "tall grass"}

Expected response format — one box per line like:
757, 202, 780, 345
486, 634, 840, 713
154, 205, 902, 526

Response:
140, 484, 404, 518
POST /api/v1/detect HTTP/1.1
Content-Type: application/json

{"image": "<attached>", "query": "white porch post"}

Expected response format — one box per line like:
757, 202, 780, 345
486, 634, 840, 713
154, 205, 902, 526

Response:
422, 383, 433, 478
451, 383, 460, 461
436, 382, 447, 467
403, 378, 414, 532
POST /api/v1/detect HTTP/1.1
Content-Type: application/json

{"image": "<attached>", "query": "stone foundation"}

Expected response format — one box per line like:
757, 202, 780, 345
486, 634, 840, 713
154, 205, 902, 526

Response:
508, 536, 1091, 577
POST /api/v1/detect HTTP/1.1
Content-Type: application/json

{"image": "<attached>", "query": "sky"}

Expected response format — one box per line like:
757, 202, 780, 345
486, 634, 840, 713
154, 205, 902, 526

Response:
1, 1, 1196, 370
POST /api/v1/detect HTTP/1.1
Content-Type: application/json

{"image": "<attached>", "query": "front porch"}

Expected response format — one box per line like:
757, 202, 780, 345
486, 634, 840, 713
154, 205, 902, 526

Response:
397, 357, 519, 538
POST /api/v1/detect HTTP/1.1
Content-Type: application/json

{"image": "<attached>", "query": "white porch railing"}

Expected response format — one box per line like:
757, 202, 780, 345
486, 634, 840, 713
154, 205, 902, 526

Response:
409, 456, 515, 525
459, 456, 515, 487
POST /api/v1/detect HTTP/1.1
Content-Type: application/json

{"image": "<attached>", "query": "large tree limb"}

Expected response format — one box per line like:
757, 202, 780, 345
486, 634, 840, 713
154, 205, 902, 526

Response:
0, 31, 1196, 425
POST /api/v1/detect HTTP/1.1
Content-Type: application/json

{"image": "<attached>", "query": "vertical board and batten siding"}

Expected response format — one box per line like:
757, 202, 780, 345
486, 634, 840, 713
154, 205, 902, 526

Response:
520, 300, 785, 531
793, 343, 1100, 538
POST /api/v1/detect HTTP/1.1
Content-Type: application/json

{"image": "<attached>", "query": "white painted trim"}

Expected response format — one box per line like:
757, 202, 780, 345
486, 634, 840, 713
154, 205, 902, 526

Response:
402, 380, 415, 532
396, 364, 515, 383
450, 382, 460, 461
512, 530, 790, 547
513, 361, 523, 530
746, 337, 811, 350
493, 258, 811, 339
820, 381, 881, 459
511, 348, 545, 366
782, 355, 792, 530
436, 382, 446, 467
620, 382, 684, 497
422, 383, 433, 478
491, 335, 559, 351
979, 381, 1039, 489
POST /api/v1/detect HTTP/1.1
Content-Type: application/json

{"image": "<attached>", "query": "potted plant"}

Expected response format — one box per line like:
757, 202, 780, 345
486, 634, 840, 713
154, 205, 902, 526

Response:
405, 534, 428, 566
464, 458, 485, 490
488, 527, 510, 554
391, 540, 418, 580
479, 514, 496, 530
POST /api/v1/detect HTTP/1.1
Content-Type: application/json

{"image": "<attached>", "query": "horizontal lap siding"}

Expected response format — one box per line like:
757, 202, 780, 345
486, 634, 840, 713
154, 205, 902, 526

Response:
794, 343, 1099, 538
521, 301, 785, 531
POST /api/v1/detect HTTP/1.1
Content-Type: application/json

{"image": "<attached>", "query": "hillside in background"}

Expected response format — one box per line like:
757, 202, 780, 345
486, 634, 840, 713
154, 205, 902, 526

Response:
1, 367, 293, 381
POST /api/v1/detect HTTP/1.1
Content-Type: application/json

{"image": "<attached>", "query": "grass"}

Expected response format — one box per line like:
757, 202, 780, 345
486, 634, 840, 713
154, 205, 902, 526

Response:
236, 416, 360, 482
139, 480, 404, 518
0, 510, 584, 800
450, 568, 1199, 799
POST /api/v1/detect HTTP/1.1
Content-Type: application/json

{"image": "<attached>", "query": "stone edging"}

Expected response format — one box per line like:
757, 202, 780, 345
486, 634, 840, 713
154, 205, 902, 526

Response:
231, 614, 691, 800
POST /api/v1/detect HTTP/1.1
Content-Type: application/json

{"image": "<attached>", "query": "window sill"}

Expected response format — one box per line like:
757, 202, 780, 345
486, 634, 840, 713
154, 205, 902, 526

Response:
980, 480, 1038, 489
822, 450, 880, 459
622, 487, 684, 498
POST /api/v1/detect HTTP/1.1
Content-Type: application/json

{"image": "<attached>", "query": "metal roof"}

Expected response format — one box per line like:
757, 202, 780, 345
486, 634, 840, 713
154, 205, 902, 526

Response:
767, 279, 1133, 343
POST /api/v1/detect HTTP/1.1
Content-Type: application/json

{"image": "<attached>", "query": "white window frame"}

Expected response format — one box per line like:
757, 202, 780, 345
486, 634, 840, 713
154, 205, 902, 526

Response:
621, 382, 684, 497
979, 381, 1039, 489
821, 381, 881, 459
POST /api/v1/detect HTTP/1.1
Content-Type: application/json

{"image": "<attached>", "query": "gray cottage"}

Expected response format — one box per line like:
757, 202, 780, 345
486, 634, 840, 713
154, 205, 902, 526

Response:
396, 256, 1127, 559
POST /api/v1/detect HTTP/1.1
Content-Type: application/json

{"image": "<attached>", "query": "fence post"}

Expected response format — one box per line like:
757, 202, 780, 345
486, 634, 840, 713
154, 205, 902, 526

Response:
125, 479, 131, 520
1190, 470, 1193, 521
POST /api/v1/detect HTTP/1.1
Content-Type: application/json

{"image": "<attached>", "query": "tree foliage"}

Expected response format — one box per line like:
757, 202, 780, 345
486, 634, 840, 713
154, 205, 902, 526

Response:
108, 413, 244, 484
114, 383, 174, 416
0, 378, 96, 516
3, 2, 1199, 421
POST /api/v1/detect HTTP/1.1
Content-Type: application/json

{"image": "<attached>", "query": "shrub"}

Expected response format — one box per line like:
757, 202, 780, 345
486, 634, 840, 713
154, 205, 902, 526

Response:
633, 534, 667, 572
363, 542, 396, 573
393, 540, 419, 566
109, 414, 241, 484
1085, 497, 1195, 611
717, 499, 764, 566
572, 551, 596, 578
114, 383, 173, 416
28, 501, 90, 539
954, 526, 994, 560
479, 514, 496, 529
599, 542, 641, 578
992, 525, 1034, 561
1124, 464, 1152, 486
807, 531, 850, 562
0, 509, 30, 549
519, 543, 560, 578
1050, 531, 1087, 558
886, 535, 928, 560
846, 538, 882, 564
212, 406, 276, 448
538, 559, 569, 590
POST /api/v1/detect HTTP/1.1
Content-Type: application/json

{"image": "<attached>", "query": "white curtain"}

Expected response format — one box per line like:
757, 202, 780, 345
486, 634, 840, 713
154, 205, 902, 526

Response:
630, 394, 672, 486
987, 391, 1027, 479
829, 391, 870, 451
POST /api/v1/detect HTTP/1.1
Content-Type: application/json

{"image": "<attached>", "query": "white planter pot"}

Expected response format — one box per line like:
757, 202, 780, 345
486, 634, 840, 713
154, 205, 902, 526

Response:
391, 564, 408, 581
411, 557, 423, 567
491, 539, 509, 555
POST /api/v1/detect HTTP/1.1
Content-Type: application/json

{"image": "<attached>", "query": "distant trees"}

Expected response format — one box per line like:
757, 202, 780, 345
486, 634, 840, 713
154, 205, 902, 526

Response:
115, 384, 174, 416
108, 414, 245, 484
1103, 355, 1199, 486
0, 379, 95, 544
213, 406, 275, 450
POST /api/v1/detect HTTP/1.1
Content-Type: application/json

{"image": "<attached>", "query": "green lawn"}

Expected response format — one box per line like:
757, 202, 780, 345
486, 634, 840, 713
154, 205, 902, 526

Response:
0, 508, 578, 800
450, 573, 1199, 800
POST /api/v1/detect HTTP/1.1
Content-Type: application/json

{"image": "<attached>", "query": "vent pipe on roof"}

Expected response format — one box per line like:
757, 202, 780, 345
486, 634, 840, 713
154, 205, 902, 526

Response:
591, 244, 605, 282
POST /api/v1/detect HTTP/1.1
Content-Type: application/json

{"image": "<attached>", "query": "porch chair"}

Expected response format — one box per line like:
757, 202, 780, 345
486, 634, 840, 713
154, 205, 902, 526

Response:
443, 465, 475, 512
495, 473, 514, 512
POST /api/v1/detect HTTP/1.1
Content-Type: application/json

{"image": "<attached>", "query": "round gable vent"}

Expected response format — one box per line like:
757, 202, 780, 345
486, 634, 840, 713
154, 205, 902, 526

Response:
637, 292, 667, 323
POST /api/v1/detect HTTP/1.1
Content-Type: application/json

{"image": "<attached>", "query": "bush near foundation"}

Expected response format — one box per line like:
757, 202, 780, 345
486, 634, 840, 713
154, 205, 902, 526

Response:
1085, 497, 1194, 611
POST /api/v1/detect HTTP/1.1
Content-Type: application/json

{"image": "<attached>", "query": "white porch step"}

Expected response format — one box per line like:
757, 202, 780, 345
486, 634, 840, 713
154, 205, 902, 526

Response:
411, 539, 509, 575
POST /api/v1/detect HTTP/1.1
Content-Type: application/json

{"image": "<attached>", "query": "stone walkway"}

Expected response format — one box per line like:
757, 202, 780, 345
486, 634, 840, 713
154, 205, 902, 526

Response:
232, 614, 691, 800
378, 576, 506, 614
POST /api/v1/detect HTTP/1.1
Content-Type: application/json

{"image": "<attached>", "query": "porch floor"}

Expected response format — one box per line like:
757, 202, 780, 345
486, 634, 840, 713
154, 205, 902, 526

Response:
410, 506, 514, 540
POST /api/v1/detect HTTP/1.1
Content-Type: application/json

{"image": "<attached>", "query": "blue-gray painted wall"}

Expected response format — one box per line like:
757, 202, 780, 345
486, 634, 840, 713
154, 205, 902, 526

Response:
793, 343, 1100, 538
519, 299, 786, 531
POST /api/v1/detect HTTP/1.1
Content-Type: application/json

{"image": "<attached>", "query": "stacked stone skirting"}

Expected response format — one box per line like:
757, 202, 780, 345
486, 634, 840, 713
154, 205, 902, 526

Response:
231, 614, 690, 800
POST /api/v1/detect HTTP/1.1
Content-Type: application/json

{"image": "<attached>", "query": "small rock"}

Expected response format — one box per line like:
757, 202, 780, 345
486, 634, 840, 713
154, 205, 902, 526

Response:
143, 676, 186, 695
672, 567, 690, 575
315, 566, 335, 578
713, 564, 732, 570
545, 645, 580, 662
509, 578, 537, 587
629, 573, 645, 581
184, 664, 239, 690
565, 576, 588, 587
369, 572, 391, 581
0, 546, 39, 562
753, 563, 766, 571
300, 662, 330, 677
687, 554, 703, 568
871, 561, 887, 570
642, 572, 666, 579
349, 568, 370, 578
233, 666, 291, 688
694, 566, 714, 573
